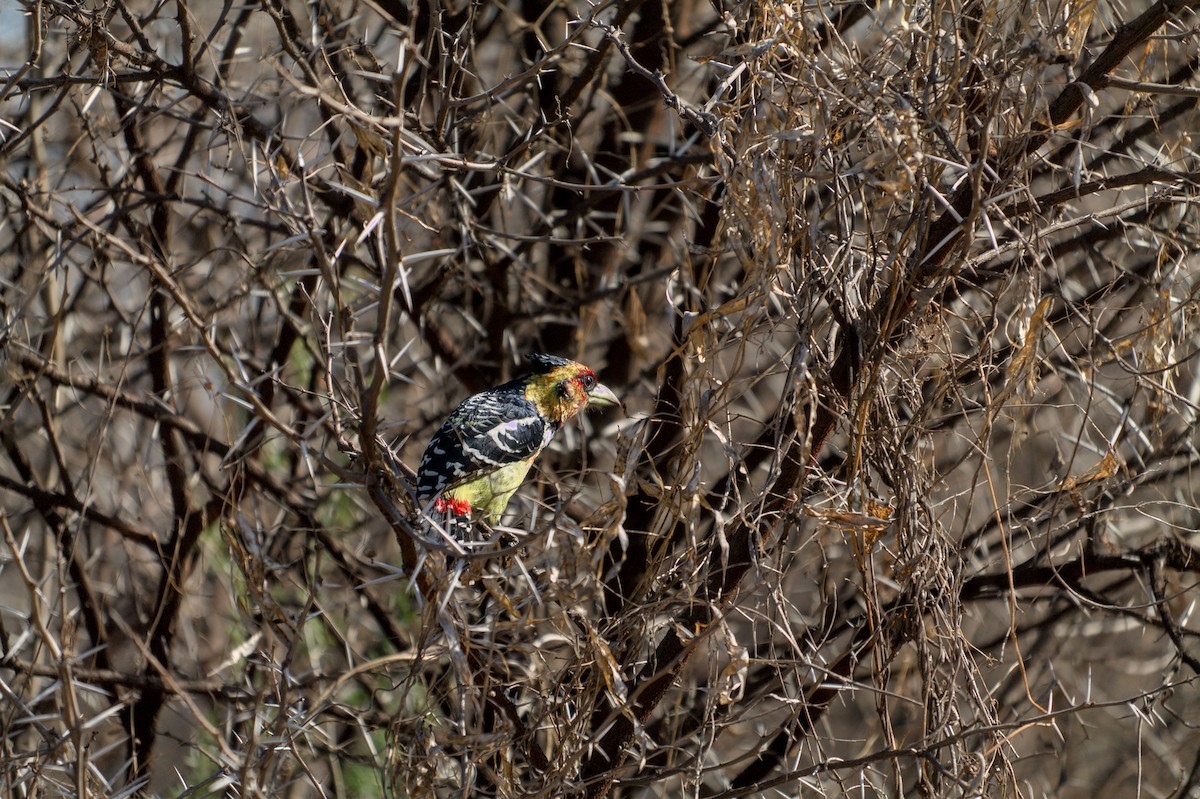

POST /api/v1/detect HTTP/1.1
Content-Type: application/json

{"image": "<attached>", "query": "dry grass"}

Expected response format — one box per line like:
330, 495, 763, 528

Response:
2, 1, 1200, 797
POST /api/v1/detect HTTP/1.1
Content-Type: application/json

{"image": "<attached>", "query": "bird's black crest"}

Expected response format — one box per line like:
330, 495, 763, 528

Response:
526, 353, 571, 375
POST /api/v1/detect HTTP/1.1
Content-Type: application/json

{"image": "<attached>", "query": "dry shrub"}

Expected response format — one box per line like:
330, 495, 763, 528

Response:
2, 1, 1199, 797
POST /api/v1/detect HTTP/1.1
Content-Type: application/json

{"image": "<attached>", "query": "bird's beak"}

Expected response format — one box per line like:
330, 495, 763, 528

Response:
587, 382, 620, 409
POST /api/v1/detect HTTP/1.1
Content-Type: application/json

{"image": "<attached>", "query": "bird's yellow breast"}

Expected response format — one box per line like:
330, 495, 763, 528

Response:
444, 458, 537, 523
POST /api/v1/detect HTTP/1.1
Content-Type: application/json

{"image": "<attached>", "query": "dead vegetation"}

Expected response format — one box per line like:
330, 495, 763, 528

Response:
2, 1, 1200, 797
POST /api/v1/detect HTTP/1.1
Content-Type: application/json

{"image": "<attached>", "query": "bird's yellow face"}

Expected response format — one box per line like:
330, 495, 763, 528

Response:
525, 360, 619, 425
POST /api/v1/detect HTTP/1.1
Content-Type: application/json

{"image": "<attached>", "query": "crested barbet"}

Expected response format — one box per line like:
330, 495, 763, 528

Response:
416, 354, 619, 534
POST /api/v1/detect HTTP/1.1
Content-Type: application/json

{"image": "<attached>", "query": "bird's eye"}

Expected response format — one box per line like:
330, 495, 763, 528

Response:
581, 373, 596, 391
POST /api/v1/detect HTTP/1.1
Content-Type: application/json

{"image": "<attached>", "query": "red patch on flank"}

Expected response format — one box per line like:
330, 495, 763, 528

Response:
435, 496, 472, 516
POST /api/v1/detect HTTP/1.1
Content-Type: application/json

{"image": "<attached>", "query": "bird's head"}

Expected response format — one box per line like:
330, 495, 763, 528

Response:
524, 353, 619, 424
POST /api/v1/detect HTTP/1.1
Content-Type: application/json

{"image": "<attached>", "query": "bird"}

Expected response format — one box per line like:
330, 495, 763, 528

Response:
415, 354, 619, 539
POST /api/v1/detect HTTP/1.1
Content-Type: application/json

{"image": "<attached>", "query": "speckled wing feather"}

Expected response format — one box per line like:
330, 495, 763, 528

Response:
415, 381, 554, 502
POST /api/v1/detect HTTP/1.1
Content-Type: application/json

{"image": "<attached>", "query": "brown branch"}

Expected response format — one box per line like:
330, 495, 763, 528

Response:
0, 473, 159, 549
916, 0, 1200, 279
1007, 168, 1200, 218
721, 537, 1200, 793
560, 0, 653, 111
0, 430, 114, 671
9, 348, 232, 459
599, 22, 719, 137
364, 471, 552, 772
580, 3, 1200, 792
581, 364, 848, 796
